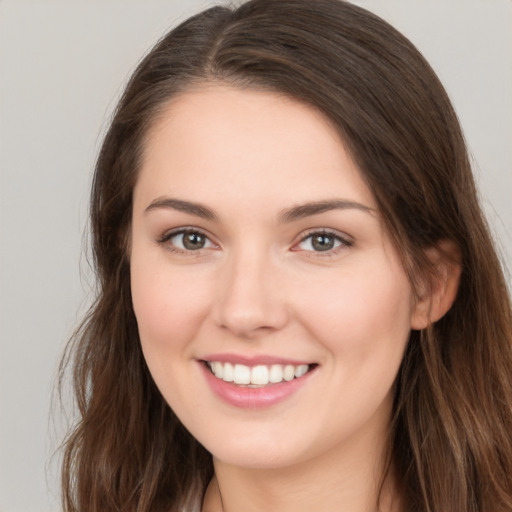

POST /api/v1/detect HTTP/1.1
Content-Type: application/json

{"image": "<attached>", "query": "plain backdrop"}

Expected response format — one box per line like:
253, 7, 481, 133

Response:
0, 1, 511, 511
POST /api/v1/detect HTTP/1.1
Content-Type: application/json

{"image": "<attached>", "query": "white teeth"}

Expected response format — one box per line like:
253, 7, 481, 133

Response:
283, 365, 295, 381
251, 365, 269, 385
233, 364, 251, 384
207, 361, 311, 386
269, 364, 283, 383
212, 361, 223, 379
295, 364, 308, 378
222, 362, 234, 382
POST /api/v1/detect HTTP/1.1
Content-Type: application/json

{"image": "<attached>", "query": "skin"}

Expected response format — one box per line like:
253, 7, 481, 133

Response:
130, 85, 456, 512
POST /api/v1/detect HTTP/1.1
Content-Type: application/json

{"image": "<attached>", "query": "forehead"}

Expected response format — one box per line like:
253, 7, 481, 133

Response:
135, 85, 375, 213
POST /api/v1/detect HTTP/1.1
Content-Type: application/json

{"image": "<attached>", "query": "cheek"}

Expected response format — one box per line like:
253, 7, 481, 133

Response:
291, 263, 413, 438
130, 253, 212, 358
130, 255, 215, 412
295, 262, 413, 358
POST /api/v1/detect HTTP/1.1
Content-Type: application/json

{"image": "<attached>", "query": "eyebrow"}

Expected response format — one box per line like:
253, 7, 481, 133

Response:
144, 197, 373, 222
278, 199, 374, 223
145, 197, 218, 220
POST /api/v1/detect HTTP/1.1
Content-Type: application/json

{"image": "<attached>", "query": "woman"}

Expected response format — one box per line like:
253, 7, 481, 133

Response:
60, 0, 512, 511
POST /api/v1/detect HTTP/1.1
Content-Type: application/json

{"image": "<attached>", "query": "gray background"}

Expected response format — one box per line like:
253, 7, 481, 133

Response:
0, 1, 510, 511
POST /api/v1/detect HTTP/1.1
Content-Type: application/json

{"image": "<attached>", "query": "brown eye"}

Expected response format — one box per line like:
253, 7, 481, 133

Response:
311, 234, 336, 251
161, 229, 216, 252
182, 232, 206, 250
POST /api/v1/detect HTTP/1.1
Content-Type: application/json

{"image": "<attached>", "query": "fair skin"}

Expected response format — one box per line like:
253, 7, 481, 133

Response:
130, 85, 458, 512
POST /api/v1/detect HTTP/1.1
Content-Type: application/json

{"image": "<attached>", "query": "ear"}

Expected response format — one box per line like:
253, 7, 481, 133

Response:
410, 240, 462, 330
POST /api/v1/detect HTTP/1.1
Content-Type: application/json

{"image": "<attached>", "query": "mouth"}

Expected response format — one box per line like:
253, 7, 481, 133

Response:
203, 360, 318, 387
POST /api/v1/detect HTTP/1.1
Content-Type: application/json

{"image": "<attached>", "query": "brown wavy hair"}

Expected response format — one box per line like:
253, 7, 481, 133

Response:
59, 1, 512, 511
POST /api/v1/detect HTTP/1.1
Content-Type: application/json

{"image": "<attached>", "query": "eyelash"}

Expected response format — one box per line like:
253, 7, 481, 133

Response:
156, 228, 353, 256
294, 229, 353, 257
156, 227, 217, 256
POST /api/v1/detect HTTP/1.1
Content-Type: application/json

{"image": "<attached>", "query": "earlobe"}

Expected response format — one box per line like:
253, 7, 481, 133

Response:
410, 240, 462, 330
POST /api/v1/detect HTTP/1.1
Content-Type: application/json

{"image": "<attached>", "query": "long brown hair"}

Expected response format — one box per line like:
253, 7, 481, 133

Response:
60, 1, 512, 510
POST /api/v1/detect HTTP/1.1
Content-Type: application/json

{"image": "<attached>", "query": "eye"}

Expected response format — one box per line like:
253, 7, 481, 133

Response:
158, 228, 217, 252
295, 230, 351, 253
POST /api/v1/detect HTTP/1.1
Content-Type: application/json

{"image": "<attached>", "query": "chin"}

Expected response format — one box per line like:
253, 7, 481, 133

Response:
194, 424, 306, 470
209, 445, 300, 470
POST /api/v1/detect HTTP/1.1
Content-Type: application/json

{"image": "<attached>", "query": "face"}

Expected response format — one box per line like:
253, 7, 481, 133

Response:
130, 85, 419, 470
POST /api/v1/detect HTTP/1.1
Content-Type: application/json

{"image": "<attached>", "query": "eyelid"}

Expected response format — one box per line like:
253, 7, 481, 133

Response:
156, 226, 219, 252
292, 228, 353, 253
156, 226, 352, 256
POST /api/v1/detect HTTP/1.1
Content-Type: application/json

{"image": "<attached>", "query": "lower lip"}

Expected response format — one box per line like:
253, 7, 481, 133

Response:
200, 362, 316, 409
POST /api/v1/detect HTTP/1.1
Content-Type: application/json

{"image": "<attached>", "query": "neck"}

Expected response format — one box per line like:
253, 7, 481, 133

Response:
202, 430, 402, 512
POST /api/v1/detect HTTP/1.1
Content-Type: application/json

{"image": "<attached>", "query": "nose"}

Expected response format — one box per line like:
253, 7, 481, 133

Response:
212, 247, 289, 339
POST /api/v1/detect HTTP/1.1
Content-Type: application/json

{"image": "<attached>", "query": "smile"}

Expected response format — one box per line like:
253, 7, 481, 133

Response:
206, 361, 312, 386
199, 356, 318, 408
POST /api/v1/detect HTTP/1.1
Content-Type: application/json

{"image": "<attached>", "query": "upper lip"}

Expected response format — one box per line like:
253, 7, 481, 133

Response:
199, 353, 315, 366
